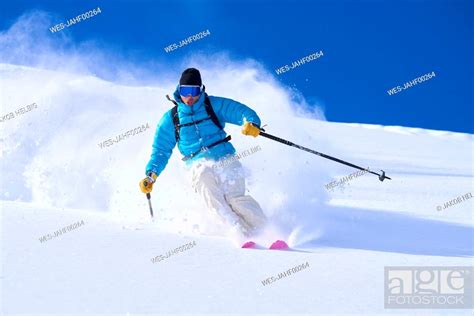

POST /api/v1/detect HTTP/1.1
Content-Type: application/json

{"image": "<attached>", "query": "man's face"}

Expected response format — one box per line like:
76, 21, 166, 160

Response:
180, 94, 200, 106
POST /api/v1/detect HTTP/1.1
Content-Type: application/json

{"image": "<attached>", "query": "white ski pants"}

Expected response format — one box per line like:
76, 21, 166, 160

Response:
190, 159, 267, 236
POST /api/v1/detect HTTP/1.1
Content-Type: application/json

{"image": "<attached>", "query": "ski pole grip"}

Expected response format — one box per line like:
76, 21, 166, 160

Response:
251, 122, 265, 132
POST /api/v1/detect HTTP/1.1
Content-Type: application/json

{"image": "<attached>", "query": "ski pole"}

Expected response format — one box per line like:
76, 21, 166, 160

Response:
146, 193, 154, 218
259, 131, 391, 182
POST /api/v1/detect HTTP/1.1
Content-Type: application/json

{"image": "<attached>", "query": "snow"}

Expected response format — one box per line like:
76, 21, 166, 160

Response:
1, 63, 473, 316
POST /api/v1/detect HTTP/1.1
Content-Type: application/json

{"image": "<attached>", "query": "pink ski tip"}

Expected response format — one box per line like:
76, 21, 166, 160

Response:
269, 240, 289, 250
241, 241, 257, 249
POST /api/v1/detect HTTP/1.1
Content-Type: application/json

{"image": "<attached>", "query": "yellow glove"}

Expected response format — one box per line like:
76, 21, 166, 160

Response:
241, 122, 260, 137
139, 172, 157, 194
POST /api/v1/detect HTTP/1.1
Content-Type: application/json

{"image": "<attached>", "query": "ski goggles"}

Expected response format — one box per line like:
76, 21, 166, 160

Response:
179, 85, 201, 97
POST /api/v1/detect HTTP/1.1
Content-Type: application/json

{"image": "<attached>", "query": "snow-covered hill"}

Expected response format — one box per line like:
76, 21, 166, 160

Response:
1, 64, 473, 315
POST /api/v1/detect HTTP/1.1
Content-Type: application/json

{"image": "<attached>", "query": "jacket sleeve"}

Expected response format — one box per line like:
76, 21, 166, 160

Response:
145, 110, 177, 176
210, 96, 261, 127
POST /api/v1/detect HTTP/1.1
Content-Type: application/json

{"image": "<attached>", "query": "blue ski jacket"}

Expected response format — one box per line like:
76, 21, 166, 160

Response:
145, 85, 261, 176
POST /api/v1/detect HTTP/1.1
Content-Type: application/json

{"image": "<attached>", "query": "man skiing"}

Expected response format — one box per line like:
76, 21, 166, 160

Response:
139, 68, 267, 238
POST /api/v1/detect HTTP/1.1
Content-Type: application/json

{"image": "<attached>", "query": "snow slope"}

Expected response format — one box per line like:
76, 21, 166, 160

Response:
1, 64, 473, 316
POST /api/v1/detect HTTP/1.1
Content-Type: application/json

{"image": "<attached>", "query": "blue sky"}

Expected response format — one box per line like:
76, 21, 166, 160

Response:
1, 0, 473, 133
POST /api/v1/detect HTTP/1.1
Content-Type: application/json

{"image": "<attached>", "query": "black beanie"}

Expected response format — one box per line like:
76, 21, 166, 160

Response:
179, 68, 202, 86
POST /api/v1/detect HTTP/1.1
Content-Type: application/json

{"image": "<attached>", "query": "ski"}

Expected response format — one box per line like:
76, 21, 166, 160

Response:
241, 241, 258, 249
269, 240, 289, 250
241, 240, 290, 250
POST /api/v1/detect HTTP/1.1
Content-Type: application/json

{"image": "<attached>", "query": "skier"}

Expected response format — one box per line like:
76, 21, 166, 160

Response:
139, 68, 267, 238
